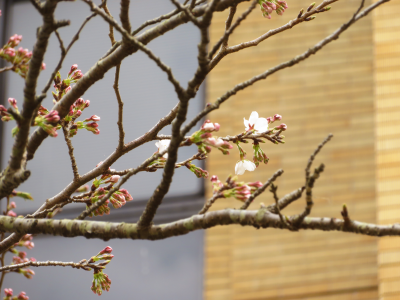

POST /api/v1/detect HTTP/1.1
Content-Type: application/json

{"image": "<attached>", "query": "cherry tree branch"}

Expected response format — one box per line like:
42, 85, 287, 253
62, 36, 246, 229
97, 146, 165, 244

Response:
0, 210, 399, 240
0, 259, 99, 273
180, 0, 389, 139
137, 0, 222, 229
119, 0, 132, 33
209, 0, 337, 70
61, 126, 80, 180
131, 0, 207, 36
208, 0, 257, 59
0, 0, 70, 200
75, 149, 169, 220
25, 0, 248, 162
240, 169, 284, 209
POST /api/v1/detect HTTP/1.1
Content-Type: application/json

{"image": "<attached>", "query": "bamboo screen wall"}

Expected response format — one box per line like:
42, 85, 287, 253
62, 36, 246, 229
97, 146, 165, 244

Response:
373, 0, 400, 299
205, 0, 381, 299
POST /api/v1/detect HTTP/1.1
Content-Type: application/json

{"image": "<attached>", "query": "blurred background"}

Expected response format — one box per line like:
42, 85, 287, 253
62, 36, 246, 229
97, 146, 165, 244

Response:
0, 0, 399, 299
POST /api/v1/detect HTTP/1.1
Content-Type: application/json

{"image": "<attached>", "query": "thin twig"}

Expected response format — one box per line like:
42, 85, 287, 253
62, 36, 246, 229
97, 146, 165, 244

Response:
0, 260, 99, 272
120, 0, 132, 33
103, 4, 116, 44
61, 126, 80, 180
82, 0, 186, 98
131, 1, 210, 36
103, 3, 125, 149
291, 164, 324, 226
0, 66, 14, 73
270, 184, 293, 229
240, 169, 283, 210
39, 13, 96, 98
106, 152, 206, 175
75, 149, 169, 220
170, 0, 202, 27
208, 0, 257, 59
305, 133, 333, 183
209, 0, 338, 70
114, 65, 125, 149
198, 193, 224, 214
267, 187, 304, 214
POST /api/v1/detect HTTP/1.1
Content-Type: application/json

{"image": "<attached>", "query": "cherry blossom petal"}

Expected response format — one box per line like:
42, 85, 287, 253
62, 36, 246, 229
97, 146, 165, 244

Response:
254, 118, 269, 133
243, 118, 250, 131
248, 111, 259, 125
155, 140, 170, 158
235, 160, 257, 175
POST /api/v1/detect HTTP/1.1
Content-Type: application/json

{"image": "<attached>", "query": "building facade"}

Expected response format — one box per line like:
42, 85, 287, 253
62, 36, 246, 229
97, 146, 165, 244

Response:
205, 0, 399, 299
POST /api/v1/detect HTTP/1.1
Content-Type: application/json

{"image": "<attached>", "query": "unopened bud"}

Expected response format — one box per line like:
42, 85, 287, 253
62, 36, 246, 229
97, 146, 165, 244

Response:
68, 64, 78, 76
8, 98, 17, 109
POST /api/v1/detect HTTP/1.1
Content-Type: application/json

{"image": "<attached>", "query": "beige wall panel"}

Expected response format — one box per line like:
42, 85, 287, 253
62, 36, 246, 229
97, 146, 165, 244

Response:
374, 0, 400, 296
205, 0, 380, 299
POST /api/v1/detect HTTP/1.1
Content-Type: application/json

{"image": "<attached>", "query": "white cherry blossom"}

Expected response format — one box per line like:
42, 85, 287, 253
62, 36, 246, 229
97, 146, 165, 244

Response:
244, 111, 269, 133
155, 140, 170, 158
235, 160, 257, 175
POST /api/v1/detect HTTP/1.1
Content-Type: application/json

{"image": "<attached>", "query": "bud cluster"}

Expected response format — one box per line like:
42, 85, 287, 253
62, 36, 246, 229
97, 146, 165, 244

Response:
33, 108, 61, 138
90, 246, 113, 296
65, 99, 100, 137
0, 34, 45, 78
0, 98, 19, 122
210, 175, 263, 202
91, 270, 112, 296
253, 142, 269, 167
0, 99, 61, 138
189, 120, 233, 155
185, 163, 209, 179
82, 170, 133, 217
259, 0, 288, 19
14, 234, 34, 250
3, 289, 29, 300
52, 64, 83, 102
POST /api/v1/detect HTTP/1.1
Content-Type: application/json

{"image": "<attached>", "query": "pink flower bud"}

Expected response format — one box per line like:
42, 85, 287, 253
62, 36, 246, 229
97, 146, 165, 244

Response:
214, 123, 220, 131
4, 288, 13, 296
275, 123, 287, 131
119, 189, 133, 201
106, 175, 120, 183
24, 241, 34, 250
71, 70, 83, 81
0, 105, 7, 112
17, 291, 29, 300
18, 251, 27, 259
84, 100, 90, 108
17, 47, 27, 56
7, 211, 17, 217
99, 246, 113, 254
7, 98, 17, 109
273, 114, 282, 122
210, 175, 219, 182
41, 63, 46, 70
200, 132, 212, 139
4, 48, 15, 57
75, 110, 82, 117
85, 115, 100, 122
68, 64, 78, 76
86, 122, 98, 128
44, 110, 60, 123
64, 86, 71, 94
248, 181, 263, 188
75, 98, 84, 106
8, 34, 22, 47
9, 201, 16, 209
26, 51, 32, 58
